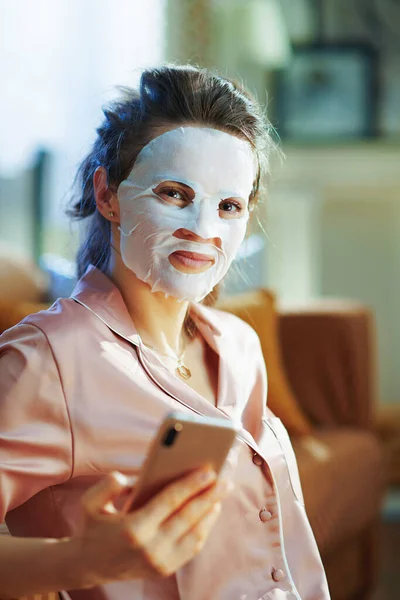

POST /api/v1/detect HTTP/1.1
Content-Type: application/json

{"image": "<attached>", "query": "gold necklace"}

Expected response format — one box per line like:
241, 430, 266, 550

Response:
140, 338, 192, 380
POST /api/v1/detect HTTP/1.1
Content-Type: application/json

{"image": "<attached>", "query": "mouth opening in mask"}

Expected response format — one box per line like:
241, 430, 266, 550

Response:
168, 249, 216, 274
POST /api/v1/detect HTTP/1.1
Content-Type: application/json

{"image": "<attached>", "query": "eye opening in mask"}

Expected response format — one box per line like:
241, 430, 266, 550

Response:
152, 180, 194, 208
218, 198, 246, 219
153, 180, 248, 219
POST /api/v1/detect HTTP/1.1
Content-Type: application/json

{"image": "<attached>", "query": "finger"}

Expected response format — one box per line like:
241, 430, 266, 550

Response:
82, 472, 132, 518
160, 486, 223, 543
132, 466, 216, 531
139, 489, 220, 562
178, 501, 222, 548
136, 488, 222, 568
155, 503, 222, 577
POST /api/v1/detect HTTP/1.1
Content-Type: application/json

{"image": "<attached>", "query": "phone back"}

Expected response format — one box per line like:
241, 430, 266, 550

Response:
129, 412, 237, 510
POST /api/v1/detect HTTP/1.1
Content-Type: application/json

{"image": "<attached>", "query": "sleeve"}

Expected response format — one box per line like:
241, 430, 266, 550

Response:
0, 323, 73, 522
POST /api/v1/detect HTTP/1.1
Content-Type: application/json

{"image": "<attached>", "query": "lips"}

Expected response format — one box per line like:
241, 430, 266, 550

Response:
172, 251, 213, 262
169, 250, 215, 271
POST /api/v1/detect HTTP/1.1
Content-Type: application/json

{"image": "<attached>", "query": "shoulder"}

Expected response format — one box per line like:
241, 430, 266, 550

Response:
0, 297, 95, 365
0, 307, 75, 422
192, 300, 266, 376
22, 297, 93, 334
0, 321, 67, 421
0, 321, 50, 364
199, 304, 261, 346
4, 297, 101, 348
199, 305, 268, 416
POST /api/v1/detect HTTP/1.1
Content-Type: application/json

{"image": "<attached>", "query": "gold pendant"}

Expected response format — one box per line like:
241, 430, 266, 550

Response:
177, 363, 191, 380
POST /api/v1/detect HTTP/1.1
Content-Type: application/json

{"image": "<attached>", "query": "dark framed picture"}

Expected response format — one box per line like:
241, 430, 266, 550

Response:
273, 43, 379, 142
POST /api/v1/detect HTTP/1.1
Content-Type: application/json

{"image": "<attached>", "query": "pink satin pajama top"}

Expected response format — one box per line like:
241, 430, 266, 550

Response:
0, 266, 330, 599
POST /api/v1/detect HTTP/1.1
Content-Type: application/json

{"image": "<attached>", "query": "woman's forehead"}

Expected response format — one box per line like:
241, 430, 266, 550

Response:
127, 126, 256, 199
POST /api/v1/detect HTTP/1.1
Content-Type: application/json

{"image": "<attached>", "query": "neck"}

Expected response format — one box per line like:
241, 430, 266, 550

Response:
107, 243, 189, 356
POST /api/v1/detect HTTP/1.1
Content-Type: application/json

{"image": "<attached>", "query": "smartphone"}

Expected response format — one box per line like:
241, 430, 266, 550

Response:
127, 411, 237, 511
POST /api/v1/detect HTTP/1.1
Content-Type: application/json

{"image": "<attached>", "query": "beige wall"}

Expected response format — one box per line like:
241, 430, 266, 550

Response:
267, 143, 400, 404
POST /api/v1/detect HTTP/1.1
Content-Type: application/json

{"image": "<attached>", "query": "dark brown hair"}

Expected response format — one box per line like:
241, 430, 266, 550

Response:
68, 64, 275, 305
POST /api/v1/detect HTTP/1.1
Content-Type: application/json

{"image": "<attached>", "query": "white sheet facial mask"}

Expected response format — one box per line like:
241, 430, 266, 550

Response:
117, 126, 255, 302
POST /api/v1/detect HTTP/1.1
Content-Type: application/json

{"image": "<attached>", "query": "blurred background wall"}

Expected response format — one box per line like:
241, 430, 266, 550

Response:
1, 0, 400, 406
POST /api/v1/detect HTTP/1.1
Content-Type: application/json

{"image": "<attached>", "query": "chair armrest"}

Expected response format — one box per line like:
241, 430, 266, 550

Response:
277, 299, 378, 429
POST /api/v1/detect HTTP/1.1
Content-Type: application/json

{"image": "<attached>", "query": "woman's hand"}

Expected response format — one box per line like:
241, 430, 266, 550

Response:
71, 466, 225, 587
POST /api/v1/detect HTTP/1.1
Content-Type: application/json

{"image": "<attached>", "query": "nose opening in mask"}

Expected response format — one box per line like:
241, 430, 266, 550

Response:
173, 228, 223, 250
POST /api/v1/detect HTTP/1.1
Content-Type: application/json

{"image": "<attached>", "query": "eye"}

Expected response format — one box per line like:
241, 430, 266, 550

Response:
153, 183, 191, 207
219, 199, 244, 218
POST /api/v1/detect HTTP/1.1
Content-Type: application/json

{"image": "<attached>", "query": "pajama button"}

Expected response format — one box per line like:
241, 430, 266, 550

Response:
272, 568, 285, 582
259, 508, 272, 522
252, 453, 263, 466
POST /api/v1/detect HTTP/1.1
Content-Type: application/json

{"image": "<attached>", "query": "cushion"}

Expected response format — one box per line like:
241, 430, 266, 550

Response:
292, 429, 385, 555
217, 289, 313, 436
375, 403, 400, 485
0, 244, 47, 303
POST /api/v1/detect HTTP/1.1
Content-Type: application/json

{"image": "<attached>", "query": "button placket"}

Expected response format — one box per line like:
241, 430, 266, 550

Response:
256, 422, 302, 600
254, 453, 274, 524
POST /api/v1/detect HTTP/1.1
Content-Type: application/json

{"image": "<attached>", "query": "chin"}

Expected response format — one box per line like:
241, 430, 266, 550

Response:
146, 257, 222, 302
151, 279, 213, 303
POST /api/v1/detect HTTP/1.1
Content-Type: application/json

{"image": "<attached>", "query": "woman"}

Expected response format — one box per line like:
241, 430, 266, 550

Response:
0, 65, 330, 599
